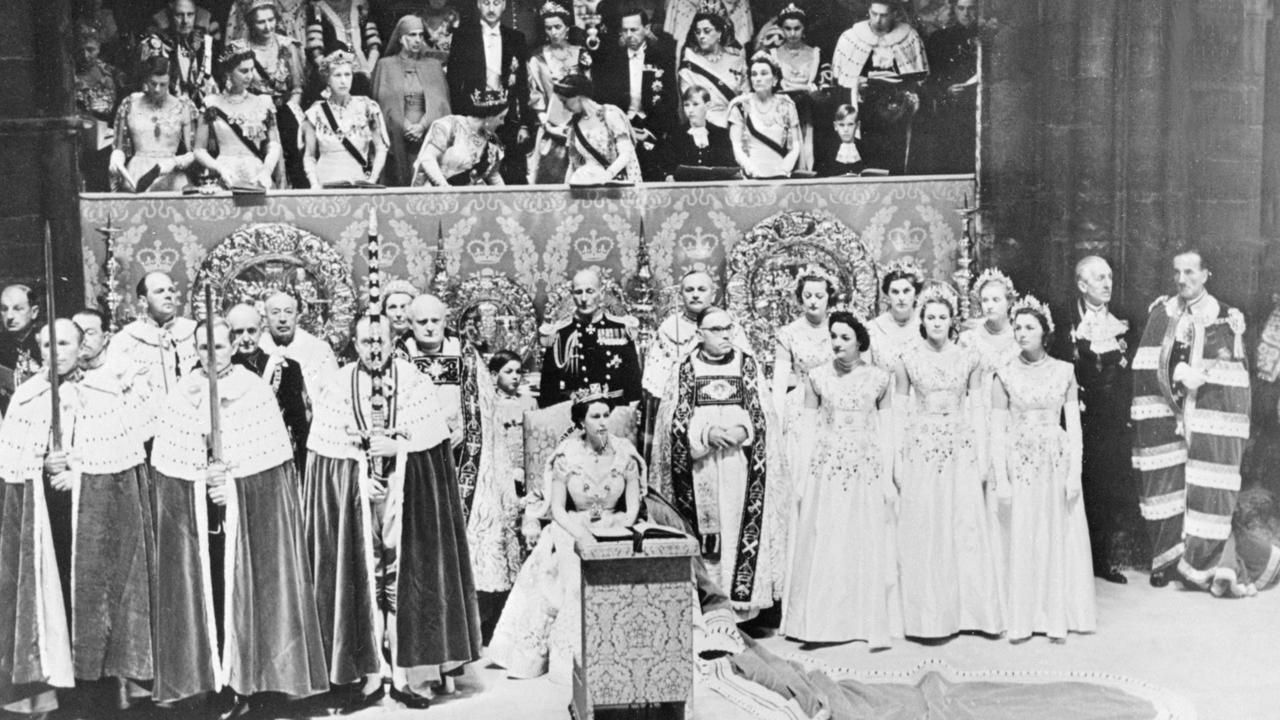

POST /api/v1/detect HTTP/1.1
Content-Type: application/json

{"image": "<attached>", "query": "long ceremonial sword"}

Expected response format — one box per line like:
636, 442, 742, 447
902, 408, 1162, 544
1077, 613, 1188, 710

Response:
43, 221, 61, 451
204, 285, 225, 532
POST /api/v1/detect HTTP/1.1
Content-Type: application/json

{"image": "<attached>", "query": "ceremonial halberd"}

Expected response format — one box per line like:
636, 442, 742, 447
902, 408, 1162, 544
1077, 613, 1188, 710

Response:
79, 177, 973, 353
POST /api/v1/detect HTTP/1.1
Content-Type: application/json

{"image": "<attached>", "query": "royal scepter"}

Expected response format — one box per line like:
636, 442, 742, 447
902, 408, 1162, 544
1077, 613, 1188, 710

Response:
348, 208, 404, 484
43, 221, 62, 452
204, 284, 226, 533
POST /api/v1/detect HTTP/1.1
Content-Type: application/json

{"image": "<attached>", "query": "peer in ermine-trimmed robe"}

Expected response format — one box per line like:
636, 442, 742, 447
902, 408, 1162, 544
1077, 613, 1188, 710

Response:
1132, 251, 1280, 596
0, 323, 82, 716
149, 322, 328, 704
304, 319, 482, 698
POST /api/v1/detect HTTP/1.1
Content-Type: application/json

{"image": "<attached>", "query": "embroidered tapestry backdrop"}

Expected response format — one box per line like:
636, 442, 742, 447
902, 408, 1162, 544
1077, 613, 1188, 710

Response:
79, 177, 973, 322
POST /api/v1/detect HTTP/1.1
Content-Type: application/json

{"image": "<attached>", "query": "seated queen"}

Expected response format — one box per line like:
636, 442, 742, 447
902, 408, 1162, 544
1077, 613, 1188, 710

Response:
486, 386, 644, 681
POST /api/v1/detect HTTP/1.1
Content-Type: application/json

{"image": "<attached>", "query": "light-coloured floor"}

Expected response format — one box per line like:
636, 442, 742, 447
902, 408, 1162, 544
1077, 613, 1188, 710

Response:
341, 573, 1279, 719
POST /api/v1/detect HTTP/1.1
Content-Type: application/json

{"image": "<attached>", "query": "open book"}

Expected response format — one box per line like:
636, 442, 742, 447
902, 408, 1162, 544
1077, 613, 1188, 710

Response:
590, 521, 687, 541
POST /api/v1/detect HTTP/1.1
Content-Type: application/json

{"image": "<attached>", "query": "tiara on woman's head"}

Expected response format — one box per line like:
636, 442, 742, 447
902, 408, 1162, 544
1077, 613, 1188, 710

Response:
1010, 294, 1055, 333
570, 383, 612, 406
882, 256, 925, 285
917, 281, 959, 317
973, 266, 1016, 298
777, 2, 806, 20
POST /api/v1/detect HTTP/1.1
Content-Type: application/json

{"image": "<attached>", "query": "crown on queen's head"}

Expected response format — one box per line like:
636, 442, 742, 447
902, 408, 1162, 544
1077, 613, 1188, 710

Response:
570, 383, 612, 406
471, 87, 509, 111
1010, 293, 1055, 333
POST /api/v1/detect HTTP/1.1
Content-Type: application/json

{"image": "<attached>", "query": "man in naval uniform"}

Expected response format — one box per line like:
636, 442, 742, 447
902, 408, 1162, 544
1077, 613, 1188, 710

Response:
538, 268, 642, 411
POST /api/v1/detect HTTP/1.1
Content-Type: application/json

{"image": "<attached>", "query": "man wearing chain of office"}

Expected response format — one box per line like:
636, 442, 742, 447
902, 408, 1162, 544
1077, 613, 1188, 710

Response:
539, 268, 642, 428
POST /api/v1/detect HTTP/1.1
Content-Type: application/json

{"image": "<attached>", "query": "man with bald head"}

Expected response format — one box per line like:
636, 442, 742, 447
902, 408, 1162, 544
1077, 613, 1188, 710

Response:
638, 270, 751, 461
105, 272, 198, 434
0, 284, 41, 414
539, 267, 643, 408
1051, 256, 1138, 585
229, 303, 311, 471
139, 0, 217, 107
304, 314, 481, 707
259, 290, 338, 400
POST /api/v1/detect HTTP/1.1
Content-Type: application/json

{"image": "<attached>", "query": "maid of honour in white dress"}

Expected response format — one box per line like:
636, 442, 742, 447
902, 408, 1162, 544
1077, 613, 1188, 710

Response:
893, 286, 1004, 638
991, 298, 1097, 641
783, 312, 901, 647
959, 269, 1021, 391
868, 261, 924, 370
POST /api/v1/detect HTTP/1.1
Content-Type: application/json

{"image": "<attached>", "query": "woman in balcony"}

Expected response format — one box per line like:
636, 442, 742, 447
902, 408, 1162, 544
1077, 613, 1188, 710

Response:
527, 1, 591, 184
239, 0, 306, 187
109, 55, 198, 192
194, 41, 282, 189
554, 74, 640, 185
411, 88, 508, 186
303, 50, 389, 187
677, 13, 746, 131
371, 14, 451, 186
727, 53, 801, 179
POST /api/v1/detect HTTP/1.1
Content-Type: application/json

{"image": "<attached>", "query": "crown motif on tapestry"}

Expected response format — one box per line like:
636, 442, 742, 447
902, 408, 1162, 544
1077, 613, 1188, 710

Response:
678, 227, 718, 261
973, 266, 1016, 298
467, 233, 510, 265
1010, 294, 1055, 333
574, 231, 616, 263
137, 240, 180, 275
887, 222, 927, 253
882, 256, 925, 284
470, 87, 509, 111
570, 382, 612, 406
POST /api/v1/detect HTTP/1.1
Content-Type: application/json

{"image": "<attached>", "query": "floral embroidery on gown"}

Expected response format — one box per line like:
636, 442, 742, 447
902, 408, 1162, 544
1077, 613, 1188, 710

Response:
486, 434, 643, 682
305, 95, 387, 183
868, 312, 921, 370
112, 92, 198, 192
204, 94, 279, 187
727, 93, 801, 177
897, 343, 1004, 638
959, 321, 1019, 399
782, 362, 902, 646
528, 44, 589, 183
468, 392, 535, 593
567, 104, 642, 183
996, 358, 1097, 640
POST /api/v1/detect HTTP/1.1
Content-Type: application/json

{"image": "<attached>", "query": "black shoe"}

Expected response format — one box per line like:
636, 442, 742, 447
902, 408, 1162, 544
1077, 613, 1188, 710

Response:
1149, 569, 1171, 588
389, 686, 431, 710
342, 684, 385, 712
1096, 567, 1128, 584
217, 696, 251, 720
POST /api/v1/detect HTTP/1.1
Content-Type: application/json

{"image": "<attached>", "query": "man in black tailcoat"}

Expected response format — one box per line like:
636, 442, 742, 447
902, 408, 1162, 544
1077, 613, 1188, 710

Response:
1053, 255, 1140, 585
